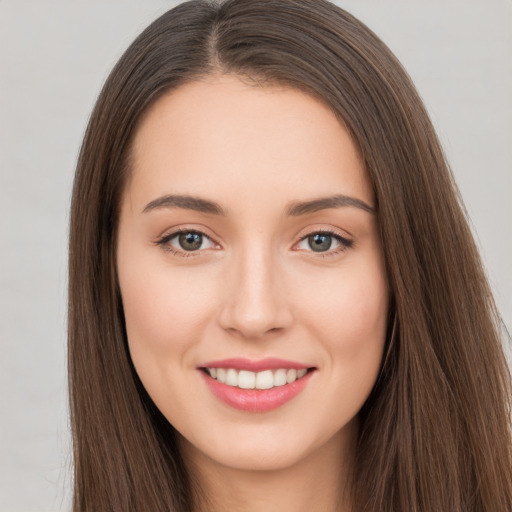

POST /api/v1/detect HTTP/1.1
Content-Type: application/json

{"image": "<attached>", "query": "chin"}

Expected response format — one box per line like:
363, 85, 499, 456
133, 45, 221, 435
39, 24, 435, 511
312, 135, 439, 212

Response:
178, 418, 354, 475
201, 442, 311, 473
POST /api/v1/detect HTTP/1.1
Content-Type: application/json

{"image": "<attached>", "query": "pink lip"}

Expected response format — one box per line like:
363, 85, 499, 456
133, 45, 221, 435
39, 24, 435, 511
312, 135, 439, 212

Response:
198, 366, 316, 413
199, 357, 312, 372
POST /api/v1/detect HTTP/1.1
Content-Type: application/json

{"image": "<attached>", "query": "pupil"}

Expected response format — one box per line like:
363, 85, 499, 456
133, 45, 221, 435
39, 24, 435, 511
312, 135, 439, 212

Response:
179, 232, 202, 251
309, 233, 332, 252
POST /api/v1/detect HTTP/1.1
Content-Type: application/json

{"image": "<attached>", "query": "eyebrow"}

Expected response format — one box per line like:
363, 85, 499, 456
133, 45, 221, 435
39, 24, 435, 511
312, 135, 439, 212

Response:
142, 193, 375, 216
286, 194, 375, 216
142, 194, 226, 215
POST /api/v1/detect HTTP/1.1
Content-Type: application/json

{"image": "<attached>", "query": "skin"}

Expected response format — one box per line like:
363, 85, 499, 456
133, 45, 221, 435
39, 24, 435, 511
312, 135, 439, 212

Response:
117, 74, 389, 512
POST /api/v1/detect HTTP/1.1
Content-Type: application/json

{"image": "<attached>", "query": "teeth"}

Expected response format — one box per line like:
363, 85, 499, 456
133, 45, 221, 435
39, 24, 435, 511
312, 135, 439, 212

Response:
256, 370, 274, 390
216, 368, 226, 383
238, 370, 256, 389
274, 369, 287, 386
226, 369, 238, 386
206, 367, 310, 389
286, 369, 297, 383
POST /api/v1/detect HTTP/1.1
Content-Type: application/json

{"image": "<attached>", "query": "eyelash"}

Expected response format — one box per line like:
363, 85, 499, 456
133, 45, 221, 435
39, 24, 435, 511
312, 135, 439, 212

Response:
154, 228, 354, 259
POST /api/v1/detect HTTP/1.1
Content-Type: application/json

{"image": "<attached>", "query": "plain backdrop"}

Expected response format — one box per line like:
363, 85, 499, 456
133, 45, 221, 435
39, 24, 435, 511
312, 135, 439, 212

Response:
1, 1, 511, 510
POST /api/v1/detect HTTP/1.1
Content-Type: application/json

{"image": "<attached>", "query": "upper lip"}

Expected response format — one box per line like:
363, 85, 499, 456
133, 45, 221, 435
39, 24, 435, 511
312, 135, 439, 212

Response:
199, 357, 314, 372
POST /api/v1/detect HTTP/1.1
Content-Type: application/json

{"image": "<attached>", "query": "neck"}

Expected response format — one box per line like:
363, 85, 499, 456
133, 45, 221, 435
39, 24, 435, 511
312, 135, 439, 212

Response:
180, 421, 357, 512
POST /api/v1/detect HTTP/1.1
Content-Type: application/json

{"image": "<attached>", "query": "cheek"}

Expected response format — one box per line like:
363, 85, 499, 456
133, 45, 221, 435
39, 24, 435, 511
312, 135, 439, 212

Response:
120, 267, 210, 355
118, 263, 215, 415
312, 269, 388, 414
301, 264, 388, 349
299, 259, 389, 409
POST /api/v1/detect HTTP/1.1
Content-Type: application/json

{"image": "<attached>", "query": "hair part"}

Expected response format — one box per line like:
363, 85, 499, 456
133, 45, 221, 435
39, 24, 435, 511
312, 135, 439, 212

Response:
69, 1, 512, 510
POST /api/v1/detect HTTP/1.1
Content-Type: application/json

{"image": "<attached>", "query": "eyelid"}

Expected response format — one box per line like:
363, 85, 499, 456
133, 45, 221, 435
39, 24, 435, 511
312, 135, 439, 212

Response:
154, 226, 220, 257
154, 225, 354, 258
293, 227, 354, 258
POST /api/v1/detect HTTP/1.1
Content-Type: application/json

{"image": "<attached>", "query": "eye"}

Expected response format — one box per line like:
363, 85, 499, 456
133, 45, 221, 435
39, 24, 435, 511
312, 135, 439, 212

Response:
296, 230, 353, 257
155, 228, 353, 258
155, 229, 217, 256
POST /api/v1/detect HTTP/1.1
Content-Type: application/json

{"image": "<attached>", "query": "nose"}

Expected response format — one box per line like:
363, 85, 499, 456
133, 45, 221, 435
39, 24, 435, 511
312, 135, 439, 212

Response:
217, 241, 293, 340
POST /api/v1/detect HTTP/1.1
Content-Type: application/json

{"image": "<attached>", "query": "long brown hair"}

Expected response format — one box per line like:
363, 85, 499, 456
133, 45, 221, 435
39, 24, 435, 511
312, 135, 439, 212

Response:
68, 1, 512, 510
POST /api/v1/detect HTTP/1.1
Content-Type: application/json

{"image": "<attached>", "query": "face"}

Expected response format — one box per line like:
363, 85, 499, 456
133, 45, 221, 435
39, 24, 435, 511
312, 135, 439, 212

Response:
117, 74, 389, 473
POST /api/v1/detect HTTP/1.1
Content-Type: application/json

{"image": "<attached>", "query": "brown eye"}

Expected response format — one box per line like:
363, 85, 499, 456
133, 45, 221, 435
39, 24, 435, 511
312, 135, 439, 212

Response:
296, 230, 353, 256
156, 229, 216, 255
308, 233, 333, 252
178, 232, 203, 251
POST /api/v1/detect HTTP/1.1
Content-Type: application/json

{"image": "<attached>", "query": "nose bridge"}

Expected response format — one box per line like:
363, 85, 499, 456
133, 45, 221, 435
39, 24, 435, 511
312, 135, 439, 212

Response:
218, 234, 292, 339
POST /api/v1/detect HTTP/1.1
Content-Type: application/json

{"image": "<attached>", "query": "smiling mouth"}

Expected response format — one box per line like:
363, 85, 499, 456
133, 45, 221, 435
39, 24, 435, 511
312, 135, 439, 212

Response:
200, 367, 316, 390
198, 357, 317, 412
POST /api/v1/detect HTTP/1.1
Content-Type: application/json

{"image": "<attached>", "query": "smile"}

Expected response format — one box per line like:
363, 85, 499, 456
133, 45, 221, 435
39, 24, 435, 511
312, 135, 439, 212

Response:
198, 358, 316, 412
204, 367, 309, 389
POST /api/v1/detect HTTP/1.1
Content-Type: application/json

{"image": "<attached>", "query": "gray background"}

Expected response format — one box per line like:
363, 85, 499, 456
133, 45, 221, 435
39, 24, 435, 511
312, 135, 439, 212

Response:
1, 1, 510, 510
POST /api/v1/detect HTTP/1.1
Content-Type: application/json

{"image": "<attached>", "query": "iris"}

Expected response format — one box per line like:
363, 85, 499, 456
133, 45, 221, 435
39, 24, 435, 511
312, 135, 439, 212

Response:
179, 232, 203, 251
309, 233, 332, 252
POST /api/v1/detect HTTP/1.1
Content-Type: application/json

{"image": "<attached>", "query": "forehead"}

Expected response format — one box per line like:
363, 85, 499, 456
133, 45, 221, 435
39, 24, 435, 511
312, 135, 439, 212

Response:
126, 74, 373, 212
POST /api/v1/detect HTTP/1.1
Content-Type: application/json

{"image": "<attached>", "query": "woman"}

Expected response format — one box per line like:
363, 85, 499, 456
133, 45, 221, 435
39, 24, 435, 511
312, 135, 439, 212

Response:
68, 0, 512, 510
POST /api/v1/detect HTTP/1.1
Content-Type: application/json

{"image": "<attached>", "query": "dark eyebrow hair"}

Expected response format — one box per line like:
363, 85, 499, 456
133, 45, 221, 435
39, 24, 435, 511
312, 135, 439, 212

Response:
142, 195, 227, 215
285, 194, 375, 216
142, 193, 375, 216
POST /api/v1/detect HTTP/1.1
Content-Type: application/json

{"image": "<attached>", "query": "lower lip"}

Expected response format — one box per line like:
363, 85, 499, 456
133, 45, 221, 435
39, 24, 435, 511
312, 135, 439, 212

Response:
199, 370, 315, 412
